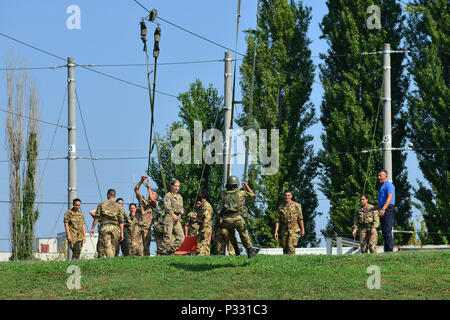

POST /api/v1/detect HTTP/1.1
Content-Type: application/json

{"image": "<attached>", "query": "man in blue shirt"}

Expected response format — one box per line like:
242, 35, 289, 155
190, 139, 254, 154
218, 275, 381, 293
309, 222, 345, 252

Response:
364, 170, 396, 252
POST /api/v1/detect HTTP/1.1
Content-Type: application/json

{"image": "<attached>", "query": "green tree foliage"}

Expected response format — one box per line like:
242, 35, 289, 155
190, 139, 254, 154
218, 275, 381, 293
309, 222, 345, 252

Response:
21, 131, 40, 259
405, 0, 449, 244
319, 0, 413, 243
148, 79, 224, 216
239, 0, 320, 247
6, 60, 40, 260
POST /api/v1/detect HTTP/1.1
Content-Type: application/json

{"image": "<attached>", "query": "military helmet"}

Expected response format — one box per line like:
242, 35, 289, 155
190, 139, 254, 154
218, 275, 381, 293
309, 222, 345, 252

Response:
226, 175, 239, 186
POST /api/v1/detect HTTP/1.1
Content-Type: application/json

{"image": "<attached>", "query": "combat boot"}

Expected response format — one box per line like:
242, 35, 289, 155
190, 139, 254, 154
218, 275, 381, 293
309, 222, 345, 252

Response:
247, 247, 260, 259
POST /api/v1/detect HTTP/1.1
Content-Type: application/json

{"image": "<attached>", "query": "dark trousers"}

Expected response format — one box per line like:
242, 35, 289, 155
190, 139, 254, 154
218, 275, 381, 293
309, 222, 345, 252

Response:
115, 226, 130, 256
380, 207, 395, 252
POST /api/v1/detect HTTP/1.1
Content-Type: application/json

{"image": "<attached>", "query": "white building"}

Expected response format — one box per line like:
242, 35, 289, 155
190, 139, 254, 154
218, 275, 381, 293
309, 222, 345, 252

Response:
0, 232, 99, 261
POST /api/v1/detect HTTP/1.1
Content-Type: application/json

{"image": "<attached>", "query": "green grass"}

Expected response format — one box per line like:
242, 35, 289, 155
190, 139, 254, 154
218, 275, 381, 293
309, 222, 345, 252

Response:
0, 250, 448, 300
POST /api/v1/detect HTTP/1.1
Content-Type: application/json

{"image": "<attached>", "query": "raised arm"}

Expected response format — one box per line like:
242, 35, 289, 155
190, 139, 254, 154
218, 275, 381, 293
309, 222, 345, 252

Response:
134, 175, 147, 197
242, 181, 253, 193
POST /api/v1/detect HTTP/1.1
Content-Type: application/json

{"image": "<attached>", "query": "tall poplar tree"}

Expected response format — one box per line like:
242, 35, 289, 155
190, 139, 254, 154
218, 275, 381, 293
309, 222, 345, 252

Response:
5, 57, 40, 260
405, 0, 449, 244
239, 0, 320, 247
319, 0, 413, 243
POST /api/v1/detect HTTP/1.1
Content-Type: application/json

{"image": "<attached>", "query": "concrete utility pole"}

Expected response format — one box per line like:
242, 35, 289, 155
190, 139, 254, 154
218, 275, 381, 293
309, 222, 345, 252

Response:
382, 44, 392, 181
223, 51, 233, 186
67, 57, 77, 209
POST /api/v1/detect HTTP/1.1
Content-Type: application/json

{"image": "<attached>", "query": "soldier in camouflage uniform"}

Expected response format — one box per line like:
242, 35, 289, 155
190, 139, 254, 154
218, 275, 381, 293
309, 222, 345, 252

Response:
195, 191, 214, 256
217, 176, 259, 258
352, 194, 379, 254
64, 198, 86, 260
213, 209, 240, 256
153, 208, 165, 255
274, 191, 305, 255
161, 179, 185, 255
184, 201, 200, 238
133, 175, 158, 256
90, 189, 125, 258
115, 198, 130, 256
127, 203, 137, 248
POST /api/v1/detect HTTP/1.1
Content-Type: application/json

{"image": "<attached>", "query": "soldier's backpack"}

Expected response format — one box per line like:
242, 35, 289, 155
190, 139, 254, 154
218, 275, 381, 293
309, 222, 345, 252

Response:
222, 189, 248, 218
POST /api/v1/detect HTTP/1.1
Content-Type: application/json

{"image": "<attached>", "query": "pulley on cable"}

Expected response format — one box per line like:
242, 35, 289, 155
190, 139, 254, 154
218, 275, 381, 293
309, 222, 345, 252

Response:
140, 19, 147, 52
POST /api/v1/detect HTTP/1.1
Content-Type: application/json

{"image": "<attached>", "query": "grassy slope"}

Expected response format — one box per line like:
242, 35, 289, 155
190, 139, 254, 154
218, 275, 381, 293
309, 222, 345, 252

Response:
0, 251, 448, 300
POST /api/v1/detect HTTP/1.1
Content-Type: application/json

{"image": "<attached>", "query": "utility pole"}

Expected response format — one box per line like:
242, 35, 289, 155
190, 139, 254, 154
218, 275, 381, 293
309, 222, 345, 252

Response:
223, 51, 233, 186
382, 44, 392, 181
67, 57, 77, 209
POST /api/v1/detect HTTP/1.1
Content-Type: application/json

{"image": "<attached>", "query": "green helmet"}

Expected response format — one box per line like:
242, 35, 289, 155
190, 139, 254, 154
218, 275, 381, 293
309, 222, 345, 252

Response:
226, 175, 239, 186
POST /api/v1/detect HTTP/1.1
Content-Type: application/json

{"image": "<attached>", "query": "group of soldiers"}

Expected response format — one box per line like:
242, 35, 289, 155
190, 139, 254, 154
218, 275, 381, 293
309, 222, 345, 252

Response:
64, 175, 266, 259
63, 173, 382, 260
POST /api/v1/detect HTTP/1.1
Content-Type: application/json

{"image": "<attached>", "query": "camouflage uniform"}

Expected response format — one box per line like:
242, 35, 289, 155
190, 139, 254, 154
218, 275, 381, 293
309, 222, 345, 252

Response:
131, 193, 156, 256
214, 210, 239, 255
353, 204, 379, 254
161, 192, 185, 255
185, 211, 199, 237
130, 222, 143, 256
96, 222, 105, 258
64, 209, 86, 260
153, 210, 165, 255
217, 189, 255, 255
95, 199, 125, 257
196, 201, 213, 256
227, 232, 239, 255
115, 211, 130, 256
127, 213, 136, 247
276, 201, 303, 255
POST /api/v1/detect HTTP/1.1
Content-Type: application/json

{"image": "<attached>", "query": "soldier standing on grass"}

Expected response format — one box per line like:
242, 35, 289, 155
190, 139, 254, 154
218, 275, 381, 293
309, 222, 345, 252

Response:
274, 190, 305, 255
153, 208, 165, 255
161, 179, 185, 255
115, 198, 130, 256
217, 176, 259, 258
133, 175, 158, 256
64, 198, 86, 260
213, 209, 240, 256
90, 189, 124, 258
127, 203, 137, 250
195, 190, 214, 256
352, 194, 379, 254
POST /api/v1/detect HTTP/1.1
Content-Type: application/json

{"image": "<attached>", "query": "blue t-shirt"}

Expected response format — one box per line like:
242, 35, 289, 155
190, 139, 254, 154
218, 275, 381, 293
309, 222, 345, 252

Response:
378, 180, 395, 206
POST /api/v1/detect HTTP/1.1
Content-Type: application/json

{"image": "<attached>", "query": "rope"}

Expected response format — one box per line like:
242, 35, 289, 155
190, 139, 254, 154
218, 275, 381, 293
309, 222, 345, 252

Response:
0, 107, 68, 128
144, 51, 155, 175
362, 83, 383, 194
154, 133, 168, 195
230, 0, 242, 132
49, 200, 67, 238
35, 85, 67, 199
74, 89, 103, 259
191, 105, 222, 213
140, 20, 159, 176
149, 55, 158, 168
243, 0, 261, 182
74, 90, 103, 201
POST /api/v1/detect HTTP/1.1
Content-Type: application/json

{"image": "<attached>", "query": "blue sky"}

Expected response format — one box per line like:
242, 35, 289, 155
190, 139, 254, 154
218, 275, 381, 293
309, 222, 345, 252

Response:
0, 0, 424, 251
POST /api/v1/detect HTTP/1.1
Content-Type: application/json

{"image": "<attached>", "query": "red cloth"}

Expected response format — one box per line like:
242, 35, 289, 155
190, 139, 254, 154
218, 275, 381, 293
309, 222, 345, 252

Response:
174, 236, 198, 255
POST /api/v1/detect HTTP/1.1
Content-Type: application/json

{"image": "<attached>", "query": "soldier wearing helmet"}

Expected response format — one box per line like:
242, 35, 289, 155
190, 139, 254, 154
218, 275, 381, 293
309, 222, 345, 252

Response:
216, 176, 259, 258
